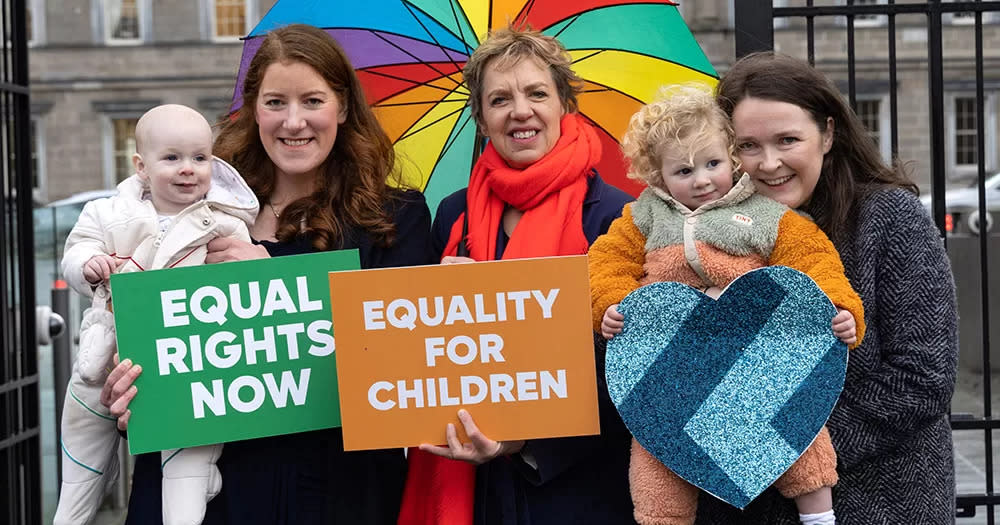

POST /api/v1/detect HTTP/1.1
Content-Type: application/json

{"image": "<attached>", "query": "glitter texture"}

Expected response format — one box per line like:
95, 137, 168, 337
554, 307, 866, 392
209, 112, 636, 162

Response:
606, 266, 848, 508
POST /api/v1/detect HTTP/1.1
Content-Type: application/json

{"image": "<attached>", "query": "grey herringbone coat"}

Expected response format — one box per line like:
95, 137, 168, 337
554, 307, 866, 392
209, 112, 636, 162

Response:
696, 188, 959, 525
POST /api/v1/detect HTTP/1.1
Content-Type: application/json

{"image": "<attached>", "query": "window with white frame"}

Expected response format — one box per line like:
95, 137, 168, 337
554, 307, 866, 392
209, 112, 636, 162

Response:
955, 97, 979, 166
105, 117, 139, 187
212, 0, 254, 40
30, 118, 45, 199
105, 0, 143, 44
27, 0, 44, 46
854, 96, 891, 162
947, 93, 997, 178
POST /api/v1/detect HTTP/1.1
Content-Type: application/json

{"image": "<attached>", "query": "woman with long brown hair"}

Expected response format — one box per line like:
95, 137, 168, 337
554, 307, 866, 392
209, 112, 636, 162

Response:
103, 24, 432, 524
698, 51, 957, 525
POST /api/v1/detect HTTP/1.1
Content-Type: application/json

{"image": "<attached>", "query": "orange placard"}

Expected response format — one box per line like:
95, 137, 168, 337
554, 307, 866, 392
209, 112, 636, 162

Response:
328, 255, 600, 451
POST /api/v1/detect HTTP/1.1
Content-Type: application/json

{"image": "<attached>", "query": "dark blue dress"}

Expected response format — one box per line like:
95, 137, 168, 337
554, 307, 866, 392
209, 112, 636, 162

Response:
431, 173, 638, 525
125, 190, 433, 525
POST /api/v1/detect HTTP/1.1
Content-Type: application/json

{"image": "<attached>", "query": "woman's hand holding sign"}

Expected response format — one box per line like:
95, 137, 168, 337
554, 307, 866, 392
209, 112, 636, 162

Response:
205, 237, 270, 264
440, 256, 476, 265
101, 354, 142, 432
420, 409, 525, 465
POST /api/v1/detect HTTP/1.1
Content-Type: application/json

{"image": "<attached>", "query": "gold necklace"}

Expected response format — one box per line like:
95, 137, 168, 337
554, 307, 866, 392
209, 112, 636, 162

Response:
268, 202, 281, 219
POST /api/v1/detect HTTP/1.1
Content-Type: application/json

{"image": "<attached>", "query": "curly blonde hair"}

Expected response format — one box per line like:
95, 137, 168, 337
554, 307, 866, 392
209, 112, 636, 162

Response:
623, 83, 738, 189
463, 25, 583, 131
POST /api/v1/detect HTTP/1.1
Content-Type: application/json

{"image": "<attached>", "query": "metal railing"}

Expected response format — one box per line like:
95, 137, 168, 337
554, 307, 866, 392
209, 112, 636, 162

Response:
0, 0, 40, 523
735, 1, 1000, 522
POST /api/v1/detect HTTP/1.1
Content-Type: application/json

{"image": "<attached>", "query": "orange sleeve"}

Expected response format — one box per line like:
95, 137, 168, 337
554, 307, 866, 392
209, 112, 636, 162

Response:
588, 203, 648, 333
770, 211, 867, 349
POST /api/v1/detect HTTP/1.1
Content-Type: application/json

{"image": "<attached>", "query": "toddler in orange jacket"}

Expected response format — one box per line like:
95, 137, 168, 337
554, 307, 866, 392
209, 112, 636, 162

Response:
589, 84, 865, 525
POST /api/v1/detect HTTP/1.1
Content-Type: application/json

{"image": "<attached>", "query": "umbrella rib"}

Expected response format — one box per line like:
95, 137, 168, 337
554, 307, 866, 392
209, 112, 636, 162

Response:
399, 1, 473, 84
364, 29, 466, 90
398, 102, 469, 142
389, 80, 470, 143
378, 99, 468, 108
438, 109, 475, 161
361, 68, 466, 103
425, 108, 476, 181
569, 47, 718, 79
546, 2, 683, 37
446, 0, 476, 50
551, 13, 582, 38
515, 0, 540, 29
579, 114, 624, 146
579, 78, 645, 104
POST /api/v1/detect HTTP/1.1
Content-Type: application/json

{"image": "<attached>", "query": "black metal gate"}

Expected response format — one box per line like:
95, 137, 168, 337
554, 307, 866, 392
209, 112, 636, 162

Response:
735, 1, 1000, 522
0, 0, 39, 523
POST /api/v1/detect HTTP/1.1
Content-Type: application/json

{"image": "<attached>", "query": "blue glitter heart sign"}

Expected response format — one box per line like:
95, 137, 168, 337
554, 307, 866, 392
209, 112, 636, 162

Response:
606, 266, 847, 508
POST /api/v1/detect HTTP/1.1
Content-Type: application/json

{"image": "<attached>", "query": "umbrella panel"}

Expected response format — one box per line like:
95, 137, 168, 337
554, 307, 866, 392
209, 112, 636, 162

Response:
234, 0, 717, 207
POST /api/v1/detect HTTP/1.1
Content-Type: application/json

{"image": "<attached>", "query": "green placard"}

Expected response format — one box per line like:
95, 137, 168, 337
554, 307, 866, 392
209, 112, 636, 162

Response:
112, 249, 360, 455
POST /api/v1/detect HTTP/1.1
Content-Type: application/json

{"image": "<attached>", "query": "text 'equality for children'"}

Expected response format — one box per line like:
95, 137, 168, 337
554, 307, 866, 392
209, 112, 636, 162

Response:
361, 289, 571, 411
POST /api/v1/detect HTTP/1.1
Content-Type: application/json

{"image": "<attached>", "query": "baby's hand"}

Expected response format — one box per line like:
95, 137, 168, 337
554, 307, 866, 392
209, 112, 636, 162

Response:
832, 308, 857, 345
83, 255, 120, 284
601, 304, 625, 340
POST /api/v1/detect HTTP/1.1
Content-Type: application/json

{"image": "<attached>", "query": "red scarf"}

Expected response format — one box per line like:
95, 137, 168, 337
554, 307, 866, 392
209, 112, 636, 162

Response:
397, 113, 601, 525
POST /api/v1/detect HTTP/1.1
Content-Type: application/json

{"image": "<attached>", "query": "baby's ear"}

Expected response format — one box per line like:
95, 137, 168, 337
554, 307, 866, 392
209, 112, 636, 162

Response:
132, 153, 145, 177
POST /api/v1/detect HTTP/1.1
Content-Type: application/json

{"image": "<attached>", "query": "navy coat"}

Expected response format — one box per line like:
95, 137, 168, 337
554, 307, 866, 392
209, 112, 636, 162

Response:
432, 173, 638, 525
125, 190, 433, 525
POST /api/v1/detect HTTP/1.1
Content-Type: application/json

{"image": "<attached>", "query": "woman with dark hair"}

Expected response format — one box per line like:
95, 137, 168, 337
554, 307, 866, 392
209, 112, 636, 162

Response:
103, 24, 432, 524
398, 25, 636, 525
696, 51, 958, 525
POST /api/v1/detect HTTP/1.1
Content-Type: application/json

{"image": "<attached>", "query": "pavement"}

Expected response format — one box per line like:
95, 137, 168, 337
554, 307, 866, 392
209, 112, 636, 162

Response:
954, 366, 1000, 524
57, 367, 1000, 524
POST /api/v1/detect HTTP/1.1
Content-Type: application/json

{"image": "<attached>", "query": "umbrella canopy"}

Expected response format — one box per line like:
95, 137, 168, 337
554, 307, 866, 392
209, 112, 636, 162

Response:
231, 0, 717, 212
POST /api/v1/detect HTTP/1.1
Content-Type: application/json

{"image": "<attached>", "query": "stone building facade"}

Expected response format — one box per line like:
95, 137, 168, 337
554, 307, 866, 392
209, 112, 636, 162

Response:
28, 0, 998, 204
679, 0, 1000, 192
28, 0, 274, 203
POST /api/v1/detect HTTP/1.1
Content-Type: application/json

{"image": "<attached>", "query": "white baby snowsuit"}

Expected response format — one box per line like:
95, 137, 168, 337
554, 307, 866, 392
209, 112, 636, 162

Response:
54, 157, 257, 525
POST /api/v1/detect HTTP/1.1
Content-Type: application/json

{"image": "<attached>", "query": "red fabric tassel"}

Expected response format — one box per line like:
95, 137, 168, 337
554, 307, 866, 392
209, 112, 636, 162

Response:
398, 447, 476, 525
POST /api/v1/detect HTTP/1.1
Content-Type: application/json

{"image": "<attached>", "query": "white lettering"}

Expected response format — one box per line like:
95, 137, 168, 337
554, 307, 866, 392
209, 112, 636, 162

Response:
516, 371, 539, 400
539, 369, 568, 399
386, 298, 417, 330
532, 289, 560, 319
263, 369, 310, 408
363, 300, 385, 330
156, 337, 189, 375
228, 375, 266, 413
306, 320, 335, 357
369, 381, 395, 410
262, 279, 296, 316
161, 290, 189, 327
243, 326, 277, 365
191, 379, 225, 418
229, 281, 261, 319
490, 374, 516, 402
295, 276, 322, 312
425, 337, 446, 367
461, 375, 488, 404
508, 291, 531, 320
191, 286, 228, 325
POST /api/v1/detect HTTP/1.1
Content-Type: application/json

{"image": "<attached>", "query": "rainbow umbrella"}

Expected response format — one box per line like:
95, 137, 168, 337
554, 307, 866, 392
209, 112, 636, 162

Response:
231, 0, 717, 212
